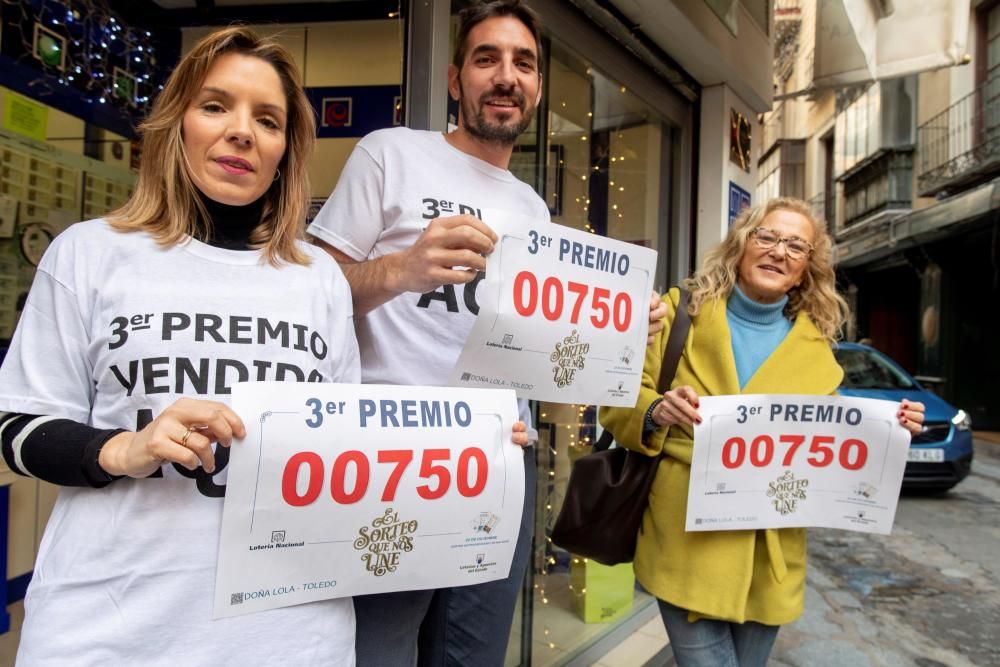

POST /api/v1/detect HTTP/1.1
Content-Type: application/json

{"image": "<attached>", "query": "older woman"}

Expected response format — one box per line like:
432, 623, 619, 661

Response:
0, 27, 360, 664
599, 197, 924, 667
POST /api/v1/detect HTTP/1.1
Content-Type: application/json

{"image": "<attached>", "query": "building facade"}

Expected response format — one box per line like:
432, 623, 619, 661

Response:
757, 0, 996, 439
0, 1, 776, 663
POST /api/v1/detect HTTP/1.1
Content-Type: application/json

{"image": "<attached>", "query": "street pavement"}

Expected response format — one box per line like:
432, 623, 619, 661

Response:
771, 436, 1000, 667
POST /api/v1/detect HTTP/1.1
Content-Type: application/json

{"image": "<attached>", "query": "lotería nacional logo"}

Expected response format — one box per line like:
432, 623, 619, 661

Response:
353, 507, 418, 577
550, 329, 590, 388
486, 332, 523, 352
248, 528, 303, 551
766, 470, 809, 515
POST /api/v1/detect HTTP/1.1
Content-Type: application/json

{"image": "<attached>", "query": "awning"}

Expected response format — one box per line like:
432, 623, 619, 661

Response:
834, 177, 1000, 268
814, 0, 970, 89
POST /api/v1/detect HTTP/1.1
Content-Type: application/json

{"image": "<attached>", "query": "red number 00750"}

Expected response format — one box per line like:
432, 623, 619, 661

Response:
720, 434, 868, 471
513, 271, 632, 332
281, 447, 489, 507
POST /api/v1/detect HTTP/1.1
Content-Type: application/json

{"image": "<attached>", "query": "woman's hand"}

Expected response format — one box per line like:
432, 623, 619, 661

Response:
651, 385, 702, 428
898, 399, 925, 436
511, 421, 531, 448
647, 291, 668, 344
98, 398, 246, 478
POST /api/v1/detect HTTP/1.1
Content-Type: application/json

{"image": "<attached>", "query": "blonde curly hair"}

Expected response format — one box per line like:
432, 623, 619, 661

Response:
683, 196, 849, 342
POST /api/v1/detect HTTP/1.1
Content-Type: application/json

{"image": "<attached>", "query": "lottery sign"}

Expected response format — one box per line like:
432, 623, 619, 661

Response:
686, 395, 911, 535
215, 382, 523, 618
450, 210, 657, 406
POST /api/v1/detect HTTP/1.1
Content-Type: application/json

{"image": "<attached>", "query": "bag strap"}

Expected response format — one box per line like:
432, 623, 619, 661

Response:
655, 288, 692, 393
592, 288, 691, 453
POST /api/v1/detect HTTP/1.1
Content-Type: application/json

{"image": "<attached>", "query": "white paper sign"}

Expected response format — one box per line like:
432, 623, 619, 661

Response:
215, 382, 523, 618
686, 395, 911, 535
451, 211, 657, 406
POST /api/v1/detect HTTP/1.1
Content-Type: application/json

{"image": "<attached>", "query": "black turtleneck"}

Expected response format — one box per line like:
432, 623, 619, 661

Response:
198, 191, 266, 251
0, 190, 271, 489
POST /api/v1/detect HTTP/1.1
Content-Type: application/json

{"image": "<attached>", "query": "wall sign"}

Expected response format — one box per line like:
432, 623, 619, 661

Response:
729, 108, 752, 172
2, 92, 48, 142
728, 181, 751, 225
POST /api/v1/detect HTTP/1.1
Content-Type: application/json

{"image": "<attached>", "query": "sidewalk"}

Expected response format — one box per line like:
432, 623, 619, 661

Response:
588, 433, 1000, 667
589, 614, 671, 667
975, 430, 1000, 445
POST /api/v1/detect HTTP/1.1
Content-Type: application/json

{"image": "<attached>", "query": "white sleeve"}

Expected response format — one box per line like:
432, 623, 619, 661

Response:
0, 268, 94, 422
306, 143, 386, 262
331, 278, 362, 385
535, 191, 552, 223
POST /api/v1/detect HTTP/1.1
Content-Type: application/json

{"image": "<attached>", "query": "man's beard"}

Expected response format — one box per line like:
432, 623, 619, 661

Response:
459, 82, 536, 145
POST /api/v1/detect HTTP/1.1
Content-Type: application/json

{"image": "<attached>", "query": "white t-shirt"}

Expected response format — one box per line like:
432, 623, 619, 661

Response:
0, 220, 360, 666
307, 128, 549, 427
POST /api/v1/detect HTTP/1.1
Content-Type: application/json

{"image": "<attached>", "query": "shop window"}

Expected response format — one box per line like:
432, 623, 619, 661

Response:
500, 36, 678, 667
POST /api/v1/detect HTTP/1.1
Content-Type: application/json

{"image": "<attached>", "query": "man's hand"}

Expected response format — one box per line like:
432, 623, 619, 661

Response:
647, 291, 668, 344
511, 421, 530, 448
319, 214, 498, 316
386, 214, 497, 294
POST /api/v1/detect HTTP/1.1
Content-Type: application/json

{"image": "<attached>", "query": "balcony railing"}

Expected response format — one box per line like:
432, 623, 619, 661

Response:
917, 80, 1000, 196
841, 150, 912, 226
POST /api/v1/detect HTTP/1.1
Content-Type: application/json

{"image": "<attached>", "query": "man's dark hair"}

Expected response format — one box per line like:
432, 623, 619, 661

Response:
452, 0, 543, 69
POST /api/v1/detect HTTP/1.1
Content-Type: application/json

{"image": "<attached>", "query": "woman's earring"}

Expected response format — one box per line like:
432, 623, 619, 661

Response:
273, 169, 281, 181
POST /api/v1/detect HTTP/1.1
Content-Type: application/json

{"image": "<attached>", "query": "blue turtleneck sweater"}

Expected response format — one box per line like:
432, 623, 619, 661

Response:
727, 284, 792, 389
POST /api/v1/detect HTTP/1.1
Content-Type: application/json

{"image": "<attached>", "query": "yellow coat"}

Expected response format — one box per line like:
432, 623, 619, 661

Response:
599, 288, 843, 626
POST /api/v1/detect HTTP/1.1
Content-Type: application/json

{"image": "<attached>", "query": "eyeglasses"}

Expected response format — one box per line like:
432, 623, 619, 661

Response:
750, 227, 815, 260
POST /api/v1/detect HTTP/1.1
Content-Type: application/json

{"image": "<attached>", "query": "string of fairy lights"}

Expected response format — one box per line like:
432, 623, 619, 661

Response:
546, 122, 637, 234
2, 0, 167, 116
528, 89, 652, 657
532, 404, 593, 652
530, 401, 653, 656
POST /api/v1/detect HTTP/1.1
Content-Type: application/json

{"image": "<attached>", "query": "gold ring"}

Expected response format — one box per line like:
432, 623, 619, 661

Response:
180, 425, 196, 446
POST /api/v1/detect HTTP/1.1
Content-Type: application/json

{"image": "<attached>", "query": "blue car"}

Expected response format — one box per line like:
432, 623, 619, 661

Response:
834, 342, 973, 492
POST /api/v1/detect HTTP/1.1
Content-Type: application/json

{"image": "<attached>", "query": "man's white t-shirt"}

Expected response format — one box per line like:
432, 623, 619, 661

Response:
307, 127, 550, 404
0, 220, 359, 666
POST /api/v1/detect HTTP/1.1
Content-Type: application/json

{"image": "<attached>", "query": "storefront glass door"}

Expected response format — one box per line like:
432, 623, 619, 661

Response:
499, 34, 681, 667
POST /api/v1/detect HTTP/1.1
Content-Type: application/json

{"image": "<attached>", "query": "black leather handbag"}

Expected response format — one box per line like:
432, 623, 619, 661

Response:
550, 289, 691, 565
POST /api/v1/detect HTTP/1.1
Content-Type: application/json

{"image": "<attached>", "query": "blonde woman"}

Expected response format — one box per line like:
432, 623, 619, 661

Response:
0, 28, 360, 664
599, 197, 925, 667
